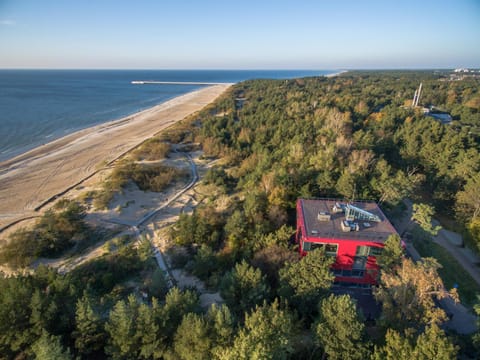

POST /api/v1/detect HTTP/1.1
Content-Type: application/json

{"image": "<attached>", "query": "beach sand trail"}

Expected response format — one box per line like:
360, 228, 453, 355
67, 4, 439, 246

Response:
0, 84, 231, 231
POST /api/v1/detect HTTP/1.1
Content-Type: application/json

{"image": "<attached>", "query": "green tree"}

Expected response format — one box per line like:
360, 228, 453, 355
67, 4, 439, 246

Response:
146, 268, 169, 299
172, 313, 212, 360
373, 324, 457, 360
191, 244, 218, 280
206, 304, 235, 350
279, 248, 334, 318
377, 234, 403, 272
105, 295, 140, 360
29, 289, 58, 337
224, 210, 249, 251
220, 260, 270, 316
162, 287, 200, 337
136, 300, 164, 360
370, 159, 419, 206
314, 294, 370, 360
0, 276, 35, 356
372, 328, 414, 360
335, 170, 358, 200
472, 295, 480, 351
137, 236, 154, 262
218, 300, 296, 360
411, 203, 441, 236
414, 324, 458, 360
31, 330, 72, 360
73, 292, 106, 356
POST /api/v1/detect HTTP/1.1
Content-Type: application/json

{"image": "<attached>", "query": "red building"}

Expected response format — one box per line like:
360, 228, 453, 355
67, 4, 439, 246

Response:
296, 198, 398, 287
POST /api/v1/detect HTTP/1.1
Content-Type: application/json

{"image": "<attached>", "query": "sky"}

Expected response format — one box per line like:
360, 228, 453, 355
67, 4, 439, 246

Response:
0, 0, 479, 69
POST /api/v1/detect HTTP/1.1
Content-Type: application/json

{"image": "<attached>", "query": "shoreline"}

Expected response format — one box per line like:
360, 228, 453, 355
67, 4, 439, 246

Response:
0, 83, 232, 231
325, 70, 348, 78
0, 85, 231, 169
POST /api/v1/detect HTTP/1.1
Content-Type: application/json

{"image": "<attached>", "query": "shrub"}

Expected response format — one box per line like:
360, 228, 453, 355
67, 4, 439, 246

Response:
132, 139, 171, 161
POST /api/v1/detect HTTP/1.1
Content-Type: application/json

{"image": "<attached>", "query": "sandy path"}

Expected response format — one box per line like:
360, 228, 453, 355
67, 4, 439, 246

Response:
0, 84, 231, 231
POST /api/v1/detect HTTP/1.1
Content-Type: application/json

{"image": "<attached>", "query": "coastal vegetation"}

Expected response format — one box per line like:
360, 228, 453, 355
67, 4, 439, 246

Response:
92, 160, 188, 210
0, 200, 99, 267
131, 138, 172, 161
0, 71, 479, 358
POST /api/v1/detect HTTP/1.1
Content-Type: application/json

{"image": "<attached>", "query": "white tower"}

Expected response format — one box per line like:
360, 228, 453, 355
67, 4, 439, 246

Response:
412, 83, 423, 107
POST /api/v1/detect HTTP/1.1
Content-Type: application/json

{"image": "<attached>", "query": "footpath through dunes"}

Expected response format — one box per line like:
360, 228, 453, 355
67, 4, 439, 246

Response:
0, 84, 232, 232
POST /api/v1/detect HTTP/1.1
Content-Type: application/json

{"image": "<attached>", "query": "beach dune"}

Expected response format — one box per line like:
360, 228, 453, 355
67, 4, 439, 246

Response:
0, 84, 231, 232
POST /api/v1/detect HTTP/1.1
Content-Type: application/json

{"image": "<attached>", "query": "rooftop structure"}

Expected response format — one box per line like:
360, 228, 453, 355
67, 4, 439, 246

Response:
299, 198, 397, 243
296, 198, 399, 286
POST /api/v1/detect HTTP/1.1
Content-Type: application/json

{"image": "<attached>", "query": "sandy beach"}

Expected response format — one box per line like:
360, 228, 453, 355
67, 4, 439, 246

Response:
0, 83, 232, 232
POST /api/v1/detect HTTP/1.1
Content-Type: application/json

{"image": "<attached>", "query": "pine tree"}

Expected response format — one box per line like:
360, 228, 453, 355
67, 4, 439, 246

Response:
219, 300, 296, 360
279, 248, 334, 318
105, 295, 140, 360
314, 294, 370, 360
414, 324, 458, 360
31, 330, 72, 360
136, 301, 163, 360
73, 292, 106, 356
220, 260, 270, 316
206, 304, 235, 349
173, 313, 212, 360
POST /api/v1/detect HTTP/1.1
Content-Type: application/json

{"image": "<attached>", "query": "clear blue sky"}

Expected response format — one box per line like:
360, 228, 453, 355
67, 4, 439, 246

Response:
0, 0, 479, 69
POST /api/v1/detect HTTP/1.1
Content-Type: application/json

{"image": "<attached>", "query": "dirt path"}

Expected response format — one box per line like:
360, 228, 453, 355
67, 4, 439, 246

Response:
44, 148, 223, 308
137, 151, 224, 308
434, 226, 480, 288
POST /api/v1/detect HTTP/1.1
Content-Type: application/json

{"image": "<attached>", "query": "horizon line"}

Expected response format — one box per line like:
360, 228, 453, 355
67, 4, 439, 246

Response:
1, 67, 478, 71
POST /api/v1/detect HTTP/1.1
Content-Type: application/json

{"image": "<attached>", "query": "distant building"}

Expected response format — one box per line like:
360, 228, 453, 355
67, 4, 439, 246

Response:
426, 112, 453, 125
296, 198, 399, 287
422, 106, 453, 125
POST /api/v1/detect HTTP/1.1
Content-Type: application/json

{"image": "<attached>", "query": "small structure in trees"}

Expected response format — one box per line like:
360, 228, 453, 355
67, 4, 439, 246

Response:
296, 198, 399, 286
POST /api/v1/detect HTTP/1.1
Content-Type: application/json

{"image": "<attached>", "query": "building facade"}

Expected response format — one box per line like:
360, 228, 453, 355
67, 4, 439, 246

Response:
296, 198, 399, 286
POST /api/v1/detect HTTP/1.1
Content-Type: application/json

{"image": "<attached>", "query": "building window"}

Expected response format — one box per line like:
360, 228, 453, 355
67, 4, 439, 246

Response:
333, 268, 365, 278
342, 269, 352, 277
351, 269, 365, 277
333, 268, 343, 276
356, 246, 369, 256
369, 246, 383, 256
356, 245, 383, 257
353, 256, 367, 270
305, 242, 338, 256
302, 240, 311, 251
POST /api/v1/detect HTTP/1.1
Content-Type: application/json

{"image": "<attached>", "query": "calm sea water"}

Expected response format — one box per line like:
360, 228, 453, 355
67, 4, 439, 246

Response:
0, 69, 335, 161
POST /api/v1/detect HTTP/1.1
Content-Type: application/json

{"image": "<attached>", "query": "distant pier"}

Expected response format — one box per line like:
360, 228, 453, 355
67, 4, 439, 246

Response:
131, 80, 227, 85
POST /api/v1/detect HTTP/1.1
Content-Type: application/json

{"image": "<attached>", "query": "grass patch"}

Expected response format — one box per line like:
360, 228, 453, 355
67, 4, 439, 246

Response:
412, 232, 480, 306
126, 163, 189, 192
132, 138, 171, 161
90, 160, 189, 209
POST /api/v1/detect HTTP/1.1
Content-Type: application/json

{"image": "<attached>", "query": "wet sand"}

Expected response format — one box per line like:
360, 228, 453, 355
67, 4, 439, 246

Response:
0, 83, 232, 231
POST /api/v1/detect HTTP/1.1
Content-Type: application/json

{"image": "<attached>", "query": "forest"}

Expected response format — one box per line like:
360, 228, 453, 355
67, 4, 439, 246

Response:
0, 70, 479, 359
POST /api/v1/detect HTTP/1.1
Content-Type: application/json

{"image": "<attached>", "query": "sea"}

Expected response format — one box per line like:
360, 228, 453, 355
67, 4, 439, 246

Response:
0, 69, 335, 162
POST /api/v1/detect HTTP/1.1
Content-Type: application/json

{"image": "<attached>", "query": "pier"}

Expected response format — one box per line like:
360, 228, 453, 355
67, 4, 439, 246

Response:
131, 80, 228, 85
